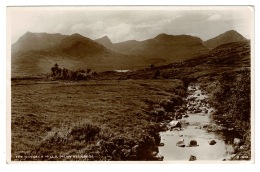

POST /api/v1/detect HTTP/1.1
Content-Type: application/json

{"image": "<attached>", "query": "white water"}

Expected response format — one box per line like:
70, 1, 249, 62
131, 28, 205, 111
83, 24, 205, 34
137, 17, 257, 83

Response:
159, 85, 234, 161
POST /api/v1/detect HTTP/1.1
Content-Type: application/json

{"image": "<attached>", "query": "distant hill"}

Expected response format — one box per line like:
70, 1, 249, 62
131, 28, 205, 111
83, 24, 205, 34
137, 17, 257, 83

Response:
56, 33, 108, 56
118, 33, 209, 65
95, 34, 209, 61
11, 33, 132, 77
124, 40, 250, 80
94, 36, 114, 51
95, 33, 209, 67
113, 40, 140, 53
203, 30, 247, 49
12, 32, 68, 53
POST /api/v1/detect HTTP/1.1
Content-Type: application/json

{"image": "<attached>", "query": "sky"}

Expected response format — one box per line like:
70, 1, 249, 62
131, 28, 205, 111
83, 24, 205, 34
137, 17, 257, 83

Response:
8, 6, 254, 44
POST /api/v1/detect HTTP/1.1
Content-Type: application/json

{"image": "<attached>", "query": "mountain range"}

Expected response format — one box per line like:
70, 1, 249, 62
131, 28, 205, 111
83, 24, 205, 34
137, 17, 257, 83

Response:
11, 30, 248, 77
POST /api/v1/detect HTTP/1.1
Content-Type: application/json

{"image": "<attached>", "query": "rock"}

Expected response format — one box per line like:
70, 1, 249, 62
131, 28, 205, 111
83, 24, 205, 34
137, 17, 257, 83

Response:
165, 112, 174, 117
231, 154, 236, 159
159, 100, 175, 112
183, 114, 189, 118
233, 146, 239, 153
239, 145, 248, 151
160, 122, 168, 128
151, 151, 158, 157
233, 138, 242, 146
131, 145, 139, 153
96, 140, 103, 146
189, 155, 196, 161
209, 140, 217, 145
194, 109, 202, 113
123, 149, 131, 157
151, 108, 165, 116
159, 143, 165, 146
169, 121, 182, 128
112, 149, 117, 156
176, 139, 185, 147
155, 153, 164, 161
176, 114, 182, 120
189, 140, 198, 147
112, 138, 124, 146
171, 128, 181, 131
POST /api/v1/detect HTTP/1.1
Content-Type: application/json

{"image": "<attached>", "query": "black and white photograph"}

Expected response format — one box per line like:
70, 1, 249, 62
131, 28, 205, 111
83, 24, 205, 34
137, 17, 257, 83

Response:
7, 6, 254, 162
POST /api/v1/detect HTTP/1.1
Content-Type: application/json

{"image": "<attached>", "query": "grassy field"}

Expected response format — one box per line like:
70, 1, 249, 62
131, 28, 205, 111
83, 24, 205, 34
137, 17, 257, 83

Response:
11, 41, 251, 161
11, 79, 185, 161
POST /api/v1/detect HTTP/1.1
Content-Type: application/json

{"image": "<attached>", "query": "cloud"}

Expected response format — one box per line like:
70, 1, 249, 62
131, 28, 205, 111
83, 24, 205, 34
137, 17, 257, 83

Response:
54, 23, 68, 33
208, 14, 222, 21
9, 7, 252, 43
106, 23, 134, 42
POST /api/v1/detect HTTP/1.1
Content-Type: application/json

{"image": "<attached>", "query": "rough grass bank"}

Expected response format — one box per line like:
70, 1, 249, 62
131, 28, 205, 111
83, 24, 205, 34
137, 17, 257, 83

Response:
11, 79, 186, 161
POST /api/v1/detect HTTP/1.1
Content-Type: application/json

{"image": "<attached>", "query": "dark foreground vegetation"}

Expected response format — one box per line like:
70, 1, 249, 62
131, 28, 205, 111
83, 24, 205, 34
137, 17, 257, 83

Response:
198, 69, 251, 160
11, 40, 251, 161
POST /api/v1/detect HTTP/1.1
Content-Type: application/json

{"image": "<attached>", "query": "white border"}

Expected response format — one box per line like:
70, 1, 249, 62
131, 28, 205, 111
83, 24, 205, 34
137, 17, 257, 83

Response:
1, 0, 259, 172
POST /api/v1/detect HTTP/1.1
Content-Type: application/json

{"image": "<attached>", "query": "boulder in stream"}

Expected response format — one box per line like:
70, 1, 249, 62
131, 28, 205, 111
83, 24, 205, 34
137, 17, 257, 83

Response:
176, 114, 183, 120
233, 138, 242, 146
183, 114, 189, 118
169, 121, 182, 128
194, 109, 202, 113
189, 155, 197, 161
209, 140, 217, 145
204, 109, 208, 114
176, 139, 185, 147
189, 140, 199, 147
159, 143, 165, 146
155, 153, 164, 161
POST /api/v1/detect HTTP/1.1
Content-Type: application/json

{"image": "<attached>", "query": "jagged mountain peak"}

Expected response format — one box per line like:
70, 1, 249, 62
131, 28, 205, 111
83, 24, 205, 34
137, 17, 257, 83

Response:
94, 35, 114, 50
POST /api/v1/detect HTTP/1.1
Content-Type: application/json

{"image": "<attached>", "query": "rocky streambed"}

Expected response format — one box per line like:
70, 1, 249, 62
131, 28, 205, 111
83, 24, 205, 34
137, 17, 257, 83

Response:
158, 84, 242, 161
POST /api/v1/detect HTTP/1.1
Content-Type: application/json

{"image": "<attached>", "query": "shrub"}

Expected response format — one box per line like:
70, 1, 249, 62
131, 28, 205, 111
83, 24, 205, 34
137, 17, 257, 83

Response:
170, 94, 183, 106
49, 63, 92, 80
152, 70, 160, 79
159, 99, 175, 112
42, 121, 101, 146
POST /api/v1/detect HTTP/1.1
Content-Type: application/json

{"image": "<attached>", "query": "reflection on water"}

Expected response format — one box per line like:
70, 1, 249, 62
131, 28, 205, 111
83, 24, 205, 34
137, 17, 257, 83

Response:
159, 85, 234, 161
114, 70, 129, 73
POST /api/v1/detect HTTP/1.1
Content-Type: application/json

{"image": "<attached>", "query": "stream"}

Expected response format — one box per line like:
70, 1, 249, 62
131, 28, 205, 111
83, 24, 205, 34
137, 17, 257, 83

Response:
159, 85, 235, 161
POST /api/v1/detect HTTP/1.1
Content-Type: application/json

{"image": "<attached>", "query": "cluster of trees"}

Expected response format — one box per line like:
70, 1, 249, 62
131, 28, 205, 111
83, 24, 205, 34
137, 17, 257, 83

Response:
50, 63, 93, 80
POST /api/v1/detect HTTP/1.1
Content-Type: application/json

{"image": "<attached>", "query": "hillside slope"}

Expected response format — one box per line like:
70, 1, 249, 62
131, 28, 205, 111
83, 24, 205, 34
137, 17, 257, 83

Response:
12, 32, 68, 53
203, 30, 247, 49
11, 33, 131, 77
94, 36, 114, 50
110, 34, 209, 66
